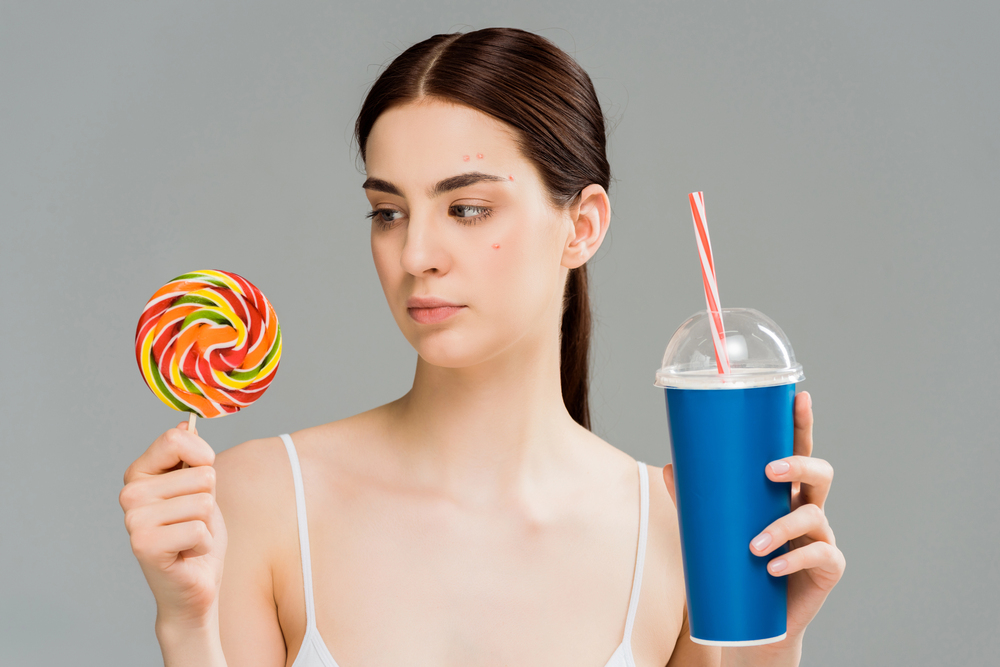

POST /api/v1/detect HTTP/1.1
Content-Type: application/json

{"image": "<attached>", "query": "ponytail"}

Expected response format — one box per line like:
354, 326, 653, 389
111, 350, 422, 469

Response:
560, 265, 591, 430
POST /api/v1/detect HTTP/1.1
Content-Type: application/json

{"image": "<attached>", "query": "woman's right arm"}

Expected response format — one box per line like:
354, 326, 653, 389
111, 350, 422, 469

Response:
121, 423, 290, 666
120, 422, 229, 665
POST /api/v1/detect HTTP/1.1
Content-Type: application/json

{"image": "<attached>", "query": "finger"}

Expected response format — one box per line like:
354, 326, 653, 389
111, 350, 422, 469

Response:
793, 391, 813, 458
766, 455, 834, 510
766, 540, 846, 588
123, 427, 215, 485
662, 464, 677, 507
750, 503, 834, 557
124, 492, 217, 536
119, 465, 217, 512
131, 519, 215, 562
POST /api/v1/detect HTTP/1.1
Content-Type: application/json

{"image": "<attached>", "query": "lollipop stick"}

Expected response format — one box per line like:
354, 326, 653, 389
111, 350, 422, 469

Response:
181, 412, 197, 470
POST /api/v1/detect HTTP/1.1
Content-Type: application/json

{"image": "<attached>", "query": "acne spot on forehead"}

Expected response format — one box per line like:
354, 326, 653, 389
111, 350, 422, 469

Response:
508, 175, 514, 181
463, 155, 470, 161
477, 153, 484, 159
492, 243, 501, 249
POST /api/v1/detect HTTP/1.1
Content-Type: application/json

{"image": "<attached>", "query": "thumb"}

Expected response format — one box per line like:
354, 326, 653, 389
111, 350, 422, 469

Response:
662, 464, 676, 507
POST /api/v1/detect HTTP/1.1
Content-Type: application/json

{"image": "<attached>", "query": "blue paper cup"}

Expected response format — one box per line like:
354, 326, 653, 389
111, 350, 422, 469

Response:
655, 308, 804, 646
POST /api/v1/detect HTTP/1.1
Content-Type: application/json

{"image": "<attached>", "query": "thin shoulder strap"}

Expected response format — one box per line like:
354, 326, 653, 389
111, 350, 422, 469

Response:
280, 433, 318, 632
623, 461, 650, 644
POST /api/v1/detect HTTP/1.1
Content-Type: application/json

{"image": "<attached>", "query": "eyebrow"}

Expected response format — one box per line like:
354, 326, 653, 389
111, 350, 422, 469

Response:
362, 171, 508, 199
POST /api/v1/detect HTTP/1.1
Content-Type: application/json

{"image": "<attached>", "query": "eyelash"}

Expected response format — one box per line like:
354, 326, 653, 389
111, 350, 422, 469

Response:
365, 205, 494, 230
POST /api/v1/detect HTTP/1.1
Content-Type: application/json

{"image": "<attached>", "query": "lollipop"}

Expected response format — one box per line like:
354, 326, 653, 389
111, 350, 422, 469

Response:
135, 270, 281, 427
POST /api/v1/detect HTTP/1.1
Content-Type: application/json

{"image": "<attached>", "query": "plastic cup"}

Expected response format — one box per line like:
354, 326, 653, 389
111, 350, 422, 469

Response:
654, 307, 804, 646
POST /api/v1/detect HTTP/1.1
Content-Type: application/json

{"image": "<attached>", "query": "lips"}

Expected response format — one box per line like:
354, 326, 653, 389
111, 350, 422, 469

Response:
406, 296, 465, 324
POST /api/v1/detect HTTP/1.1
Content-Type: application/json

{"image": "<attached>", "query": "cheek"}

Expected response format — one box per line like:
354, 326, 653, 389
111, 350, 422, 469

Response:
371, 236, 402, 295
479, 227, 522, 283
477, 222, 555, 313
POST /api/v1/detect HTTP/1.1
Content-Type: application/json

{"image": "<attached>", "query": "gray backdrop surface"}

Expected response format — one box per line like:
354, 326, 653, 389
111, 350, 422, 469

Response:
1, 1, 997, 665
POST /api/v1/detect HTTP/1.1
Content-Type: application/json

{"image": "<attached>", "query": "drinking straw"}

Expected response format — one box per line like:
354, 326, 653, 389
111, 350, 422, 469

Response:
689, 192, 731, 374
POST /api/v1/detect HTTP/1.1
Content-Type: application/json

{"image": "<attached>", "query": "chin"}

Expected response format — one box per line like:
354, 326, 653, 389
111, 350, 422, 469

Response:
407, 330, 508, 369
413, 342, 486, 369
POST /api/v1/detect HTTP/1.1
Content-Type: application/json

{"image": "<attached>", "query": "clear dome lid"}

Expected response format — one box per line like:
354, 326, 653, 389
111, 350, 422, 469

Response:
654, 308, 804, 389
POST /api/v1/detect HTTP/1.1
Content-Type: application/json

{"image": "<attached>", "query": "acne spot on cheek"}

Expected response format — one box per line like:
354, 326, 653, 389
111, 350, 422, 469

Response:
477, 153, 484, 159
492, 243, 501, 250
463, 155, 470, 161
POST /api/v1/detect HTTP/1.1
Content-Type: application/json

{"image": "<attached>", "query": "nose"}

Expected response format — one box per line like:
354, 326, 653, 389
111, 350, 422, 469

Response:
399, 207, 451, 276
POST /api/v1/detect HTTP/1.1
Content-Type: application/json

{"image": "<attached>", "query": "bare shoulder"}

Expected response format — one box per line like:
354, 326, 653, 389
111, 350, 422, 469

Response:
633, 461, 721, 666
626, 461, 688, 666
212, 435, 296, 665
212, 414, 376, 664
641, 463, 680, 563
214, 434, 298, 583
570, 428, 689, 664
215, 435, 289, 493
212, 409, 384, 541
213, 411, 376, 520
214, 433, 303, 523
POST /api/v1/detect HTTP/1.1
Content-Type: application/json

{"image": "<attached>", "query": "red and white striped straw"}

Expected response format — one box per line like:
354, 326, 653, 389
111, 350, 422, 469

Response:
688, 192, 730, 375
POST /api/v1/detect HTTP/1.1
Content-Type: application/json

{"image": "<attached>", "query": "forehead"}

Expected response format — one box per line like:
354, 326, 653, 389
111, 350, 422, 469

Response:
365, 99, 526, 177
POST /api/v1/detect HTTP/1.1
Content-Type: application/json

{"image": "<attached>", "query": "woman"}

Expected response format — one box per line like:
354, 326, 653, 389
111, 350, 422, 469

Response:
120, 27, 844, 666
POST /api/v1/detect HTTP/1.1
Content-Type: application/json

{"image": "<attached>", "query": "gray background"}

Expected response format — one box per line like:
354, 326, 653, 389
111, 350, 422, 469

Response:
1, 1, 997, 665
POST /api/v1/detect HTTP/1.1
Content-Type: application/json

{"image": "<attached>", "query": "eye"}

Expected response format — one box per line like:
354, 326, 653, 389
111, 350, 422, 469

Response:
450, 204, 493, 225
366, 204, 494, 230
365, 208, 401, 230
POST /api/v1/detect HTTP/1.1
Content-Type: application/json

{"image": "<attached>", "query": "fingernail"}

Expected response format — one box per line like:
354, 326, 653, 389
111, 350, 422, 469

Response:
804, 392, 812, 408
769, 460, 790, 475
769, 558, 787, 573
752, 532, 772, 551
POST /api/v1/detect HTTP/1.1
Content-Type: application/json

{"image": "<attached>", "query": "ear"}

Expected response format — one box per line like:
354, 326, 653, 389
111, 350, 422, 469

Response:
561, 184, 611, 270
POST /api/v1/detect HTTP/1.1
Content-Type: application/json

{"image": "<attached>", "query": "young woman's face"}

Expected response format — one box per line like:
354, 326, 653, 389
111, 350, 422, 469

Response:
363, 98, 574, 368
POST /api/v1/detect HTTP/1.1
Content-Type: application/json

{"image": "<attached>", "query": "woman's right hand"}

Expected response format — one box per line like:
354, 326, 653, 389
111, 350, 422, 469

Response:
120, 421, 228, 631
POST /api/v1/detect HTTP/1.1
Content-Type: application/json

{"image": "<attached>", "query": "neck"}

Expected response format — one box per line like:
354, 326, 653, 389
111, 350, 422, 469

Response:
384, 320, 583, 508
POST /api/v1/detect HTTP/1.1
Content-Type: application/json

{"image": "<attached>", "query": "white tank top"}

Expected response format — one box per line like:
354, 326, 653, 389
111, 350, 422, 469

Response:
280, 433, 650, 667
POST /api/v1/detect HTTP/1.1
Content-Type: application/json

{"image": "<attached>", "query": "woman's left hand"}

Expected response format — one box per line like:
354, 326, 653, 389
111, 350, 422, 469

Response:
663, 390, 846, 659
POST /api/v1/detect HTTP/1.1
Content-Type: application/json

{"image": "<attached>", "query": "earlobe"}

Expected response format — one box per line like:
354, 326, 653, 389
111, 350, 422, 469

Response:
562, 184, 611, 270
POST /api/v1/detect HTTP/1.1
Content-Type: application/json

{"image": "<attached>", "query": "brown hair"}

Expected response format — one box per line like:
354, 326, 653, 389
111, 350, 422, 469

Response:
354, 28, 611, 431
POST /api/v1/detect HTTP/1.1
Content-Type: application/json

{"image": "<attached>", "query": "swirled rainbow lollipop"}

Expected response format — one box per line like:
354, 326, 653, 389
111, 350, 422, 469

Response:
135, 270, 281, 424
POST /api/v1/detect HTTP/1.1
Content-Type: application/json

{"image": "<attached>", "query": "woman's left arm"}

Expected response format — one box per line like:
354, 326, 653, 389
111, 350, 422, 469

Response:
721, 390, 847, 667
